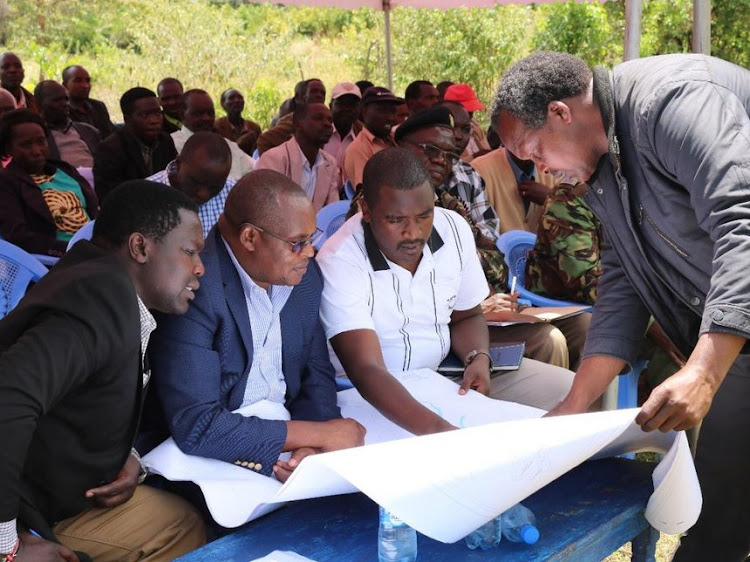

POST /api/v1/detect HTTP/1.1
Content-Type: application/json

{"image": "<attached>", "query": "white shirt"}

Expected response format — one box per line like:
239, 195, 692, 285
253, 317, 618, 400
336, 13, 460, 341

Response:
299, 144, 325, 201
223, 238, 292, 407
171, 127, 254, 182
316, 208, 489, 372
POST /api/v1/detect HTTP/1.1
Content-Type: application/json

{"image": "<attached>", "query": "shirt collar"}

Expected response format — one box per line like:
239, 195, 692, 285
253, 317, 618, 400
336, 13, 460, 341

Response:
362, 221, 444, 272
137, 296, 157, 350
506, 150, 536, 183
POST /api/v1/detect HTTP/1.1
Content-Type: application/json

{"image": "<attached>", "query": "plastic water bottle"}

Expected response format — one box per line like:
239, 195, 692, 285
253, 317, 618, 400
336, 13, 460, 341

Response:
501, 502, 540, 545
378, 506, 417, 562
464, 517, 502, 550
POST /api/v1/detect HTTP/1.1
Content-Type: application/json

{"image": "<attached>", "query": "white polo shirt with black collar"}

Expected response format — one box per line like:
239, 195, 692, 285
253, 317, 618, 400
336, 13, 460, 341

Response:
317, 207, 489, 372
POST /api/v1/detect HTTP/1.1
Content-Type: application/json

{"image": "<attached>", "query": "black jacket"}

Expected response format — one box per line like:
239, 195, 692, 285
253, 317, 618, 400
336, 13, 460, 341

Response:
93, 128, 176, 202
0, 241, 146, 527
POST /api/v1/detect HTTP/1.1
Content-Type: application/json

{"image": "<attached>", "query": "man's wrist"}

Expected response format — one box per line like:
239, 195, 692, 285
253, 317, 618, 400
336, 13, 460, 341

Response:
1, 538, 19, 562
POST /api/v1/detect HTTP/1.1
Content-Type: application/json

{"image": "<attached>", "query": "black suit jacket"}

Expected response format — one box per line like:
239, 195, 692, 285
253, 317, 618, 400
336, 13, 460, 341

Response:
69, 98, 115, 139
93, 128, 176, 202
0, 241, 145, 526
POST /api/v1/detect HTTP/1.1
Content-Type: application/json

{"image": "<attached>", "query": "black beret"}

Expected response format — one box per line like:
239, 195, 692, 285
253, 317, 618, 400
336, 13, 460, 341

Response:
394, 106, 455, 143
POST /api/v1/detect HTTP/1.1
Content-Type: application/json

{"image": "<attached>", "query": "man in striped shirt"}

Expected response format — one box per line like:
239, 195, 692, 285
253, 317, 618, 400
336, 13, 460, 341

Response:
148, 131, 234, 237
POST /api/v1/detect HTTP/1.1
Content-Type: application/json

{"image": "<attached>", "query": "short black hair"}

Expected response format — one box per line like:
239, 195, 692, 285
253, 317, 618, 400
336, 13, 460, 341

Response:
220, 87, 239, 105
93, 180, 198, 248
157, 77, 183, 94
182, 88, 210, 110
404, 80, 434, 102
362, 147, 430, 208
61, 64, 84, 84
181, 131, 230, 164
0, 109, 47, 153
492, 51, 591, 129
33, 80, 63, 107
120, 87, 157, 117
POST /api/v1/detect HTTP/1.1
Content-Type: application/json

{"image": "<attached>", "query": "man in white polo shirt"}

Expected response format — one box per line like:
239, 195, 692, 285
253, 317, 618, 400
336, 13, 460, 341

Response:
317, 148, 574, 435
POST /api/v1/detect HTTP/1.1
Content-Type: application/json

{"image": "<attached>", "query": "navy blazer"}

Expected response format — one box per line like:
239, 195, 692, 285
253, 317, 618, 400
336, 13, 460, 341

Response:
150, 228, 340, 476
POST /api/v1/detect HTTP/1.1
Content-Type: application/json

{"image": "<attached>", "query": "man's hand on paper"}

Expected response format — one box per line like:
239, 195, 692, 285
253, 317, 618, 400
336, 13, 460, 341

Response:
482, 292, 520, 314
636, 365, 715, 432
274, 447, 318, 483
459, 357, 491, 396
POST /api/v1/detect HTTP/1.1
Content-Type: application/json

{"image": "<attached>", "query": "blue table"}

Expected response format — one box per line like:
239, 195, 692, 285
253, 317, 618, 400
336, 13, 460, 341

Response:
176, 458, 659, 561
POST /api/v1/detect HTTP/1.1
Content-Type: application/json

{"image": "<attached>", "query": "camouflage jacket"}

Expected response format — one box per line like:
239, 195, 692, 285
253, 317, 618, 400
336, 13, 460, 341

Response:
525, 184, 602, 304
435, 187, 508, 292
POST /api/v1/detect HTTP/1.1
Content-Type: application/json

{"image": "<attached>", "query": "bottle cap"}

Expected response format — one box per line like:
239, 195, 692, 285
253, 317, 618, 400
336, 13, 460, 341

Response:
520, 525, 540, 544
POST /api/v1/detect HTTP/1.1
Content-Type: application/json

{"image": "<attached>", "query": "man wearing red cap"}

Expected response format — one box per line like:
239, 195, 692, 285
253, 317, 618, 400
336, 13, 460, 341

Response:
443, 84, 490, 161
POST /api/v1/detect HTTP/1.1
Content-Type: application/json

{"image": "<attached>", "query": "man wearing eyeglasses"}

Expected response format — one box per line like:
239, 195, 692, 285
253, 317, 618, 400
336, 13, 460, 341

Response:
150, 169, 366, 488
396, 107, 588, 372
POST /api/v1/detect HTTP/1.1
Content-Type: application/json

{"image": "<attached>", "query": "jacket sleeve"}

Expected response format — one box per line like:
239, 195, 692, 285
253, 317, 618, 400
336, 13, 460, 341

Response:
0, 175, 68, 256
644, 79, 750, 340
150, 287, 288, 477
93, 136, 126, 203
582, 232, 651, 366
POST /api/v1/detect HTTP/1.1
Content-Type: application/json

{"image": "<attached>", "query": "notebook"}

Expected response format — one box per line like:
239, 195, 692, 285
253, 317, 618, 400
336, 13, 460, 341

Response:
436, 342, 525, 374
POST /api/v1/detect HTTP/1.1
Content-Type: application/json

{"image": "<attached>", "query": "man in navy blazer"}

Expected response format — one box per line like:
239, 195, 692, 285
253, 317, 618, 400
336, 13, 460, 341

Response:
151, 169, 364, 482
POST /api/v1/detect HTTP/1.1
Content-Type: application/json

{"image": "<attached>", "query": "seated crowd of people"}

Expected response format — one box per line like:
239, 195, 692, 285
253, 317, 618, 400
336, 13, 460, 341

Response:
0, 50, 680, 561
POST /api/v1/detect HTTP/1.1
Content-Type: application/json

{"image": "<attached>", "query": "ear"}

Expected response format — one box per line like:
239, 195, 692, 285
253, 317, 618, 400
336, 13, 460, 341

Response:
547, 101, 572, 125
360, 197, 372, 224
238, 224, 260, 251
128, 232, 150, 264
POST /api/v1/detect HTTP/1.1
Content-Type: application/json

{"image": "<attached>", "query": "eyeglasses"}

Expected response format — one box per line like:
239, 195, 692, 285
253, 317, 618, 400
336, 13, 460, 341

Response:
243, 222, 323, 254
402, 139, 461, 164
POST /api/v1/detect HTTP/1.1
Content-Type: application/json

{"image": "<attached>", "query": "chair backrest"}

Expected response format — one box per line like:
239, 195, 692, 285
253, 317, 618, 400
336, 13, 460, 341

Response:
0, 240, 48, 318
76, 166, 95, 189
67, 220, 96, 251
343, 180, 356, 200
315, 201, 351, 250
496, 230, 536, 289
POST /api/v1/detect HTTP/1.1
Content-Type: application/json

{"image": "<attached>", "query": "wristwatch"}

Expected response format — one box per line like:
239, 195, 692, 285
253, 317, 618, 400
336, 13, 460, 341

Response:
464, 349, 493, 370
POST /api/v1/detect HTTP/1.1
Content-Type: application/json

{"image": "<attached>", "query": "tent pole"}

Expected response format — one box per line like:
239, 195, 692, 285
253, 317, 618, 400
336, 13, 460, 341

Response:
384, 0, 393, 90
623, 0, 642, 61
692, 0, 711, 55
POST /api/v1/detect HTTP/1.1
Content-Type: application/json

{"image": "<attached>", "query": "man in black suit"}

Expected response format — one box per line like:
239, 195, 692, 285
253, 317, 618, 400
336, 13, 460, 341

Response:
62, 65, 115, 140
93, 88, 177, 202
0, 181, 206, 561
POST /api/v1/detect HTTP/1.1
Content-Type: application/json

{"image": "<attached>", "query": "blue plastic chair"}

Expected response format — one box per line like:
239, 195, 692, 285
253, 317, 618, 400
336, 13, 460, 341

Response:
495, 230, 583, 307
0, 239, 48, 318
315, 201, 351, 250
67, 220, 95, 251
495, 230, 644, 409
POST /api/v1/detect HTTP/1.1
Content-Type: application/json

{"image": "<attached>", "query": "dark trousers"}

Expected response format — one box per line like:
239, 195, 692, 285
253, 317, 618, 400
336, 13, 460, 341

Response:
673, 354, 750, 561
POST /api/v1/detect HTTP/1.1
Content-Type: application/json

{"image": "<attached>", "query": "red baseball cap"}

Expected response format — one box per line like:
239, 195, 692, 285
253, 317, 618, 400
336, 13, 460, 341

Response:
444, 83, 485, 112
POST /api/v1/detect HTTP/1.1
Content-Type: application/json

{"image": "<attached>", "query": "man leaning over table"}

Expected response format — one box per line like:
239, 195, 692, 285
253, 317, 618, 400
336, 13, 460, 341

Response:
494, 51, 750, 561
316, 147, 574, 436
150, 169, 365, 485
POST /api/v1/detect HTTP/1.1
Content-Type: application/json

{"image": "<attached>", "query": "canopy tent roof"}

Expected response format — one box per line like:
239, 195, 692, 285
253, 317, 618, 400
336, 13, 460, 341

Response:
262, 0, 710, 89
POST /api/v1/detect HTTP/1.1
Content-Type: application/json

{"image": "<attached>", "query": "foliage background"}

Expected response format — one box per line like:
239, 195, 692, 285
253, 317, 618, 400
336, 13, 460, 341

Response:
0, 0, 747, 128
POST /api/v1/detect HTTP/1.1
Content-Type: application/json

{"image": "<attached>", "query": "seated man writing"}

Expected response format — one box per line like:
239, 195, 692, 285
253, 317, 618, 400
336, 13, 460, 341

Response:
0, 181, 206, 561
316, 148, 573, 435
150, 170, 365, 483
